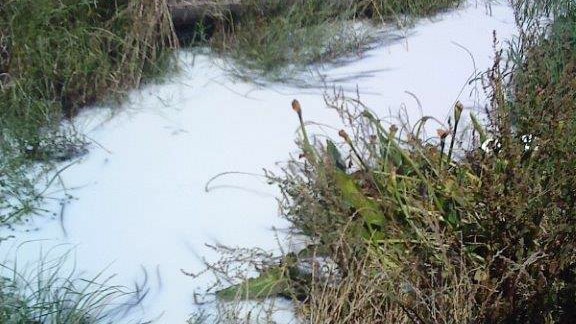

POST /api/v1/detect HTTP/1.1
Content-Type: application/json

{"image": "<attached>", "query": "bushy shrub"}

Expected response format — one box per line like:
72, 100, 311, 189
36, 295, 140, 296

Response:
259, 3, 576, 322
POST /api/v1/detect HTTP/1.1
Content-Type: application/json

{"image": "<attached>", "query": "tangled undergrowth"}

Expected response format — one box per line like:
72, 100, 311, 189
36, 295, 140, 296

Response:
204, 1, 576, 322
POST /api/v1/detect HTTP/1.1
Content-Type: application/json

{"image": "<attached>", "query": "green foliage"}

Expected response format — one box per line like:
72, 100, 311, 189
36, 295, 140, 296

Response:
203, 0, 463, 80
472, 2, 576, 320
270, 94, 486, 321
257, 2, 576, 321
216, 267, 291, 301
0, 2, 176, 318
1, 0, 175, 128
208, 0, 366, 79
359, 0, 461, 19
0, 249, 137, 323
0, 0, 176, 226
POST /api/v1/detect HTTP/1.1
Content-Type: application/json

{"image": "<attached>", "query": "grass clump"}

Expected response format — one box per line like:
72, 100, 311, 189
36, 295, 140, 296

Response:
192, 0, 462, 80
0, 0, 177, 226
358, 0, 463, 19
207, 0, 369, 80
275, 97, 488, 322
1, 0, 176, 119
0, 249, 141, 323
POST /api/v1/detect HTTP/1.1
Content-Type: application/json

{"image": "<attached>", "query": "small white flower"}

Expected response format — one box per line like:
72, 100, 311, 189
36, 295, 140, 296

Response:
480, 138, 493, 153
521, 134, 534, 143
521, 134, 539, 152
481, 137, 501, 154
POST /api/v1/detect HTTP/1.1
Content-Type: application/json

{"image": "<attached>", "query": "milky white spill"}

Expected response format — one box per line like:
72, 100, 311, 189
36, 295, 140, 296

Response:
0, 2, 517, 323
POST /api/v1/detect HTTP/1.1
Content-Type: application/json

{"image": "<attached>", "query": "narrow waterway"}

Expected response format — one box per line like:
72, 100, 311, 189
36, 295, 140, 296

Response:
0, 2, 516, 323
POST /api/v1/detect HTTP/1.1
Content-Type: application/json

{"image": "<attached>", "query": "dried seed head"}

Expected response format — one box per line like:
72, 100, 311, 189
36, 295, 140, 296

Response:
338, 129, 350, 141
455, 101, 464, 120
455, 101, 464, 111
291, 99, 301, 114
389, 124, 398, 136
437, 129, 450, 140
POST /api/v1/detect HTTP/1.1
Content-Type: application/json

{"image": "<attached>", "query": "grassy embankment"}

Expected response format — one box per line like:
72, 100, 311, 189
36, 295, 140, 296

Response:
210, 0, 576, 322
185, 0, 462, 81
0, 0, 176, 225
0, 0, 175, 321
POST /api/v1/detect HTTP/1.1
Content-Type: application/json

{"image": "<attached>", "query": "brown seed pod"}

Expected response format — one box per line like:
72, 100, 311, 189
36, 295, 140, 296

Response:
338, 129, 350, 142
437, 129, 450, 139
291, 99, 301, 114
454, 101, 464, 120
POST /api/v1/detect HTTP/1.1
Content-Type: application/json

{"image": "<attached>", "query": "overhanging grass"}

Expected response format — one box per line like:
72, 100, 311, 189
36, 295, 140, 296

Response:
0, 2, 176, 319
192, 0, 462, 80
0, 0, 177, 226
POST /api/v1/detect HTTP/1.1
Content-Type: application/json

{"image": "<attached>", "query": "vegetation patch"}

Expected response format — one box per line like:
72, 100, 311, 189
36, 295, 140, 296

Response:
206, 0, 576, 322
183, 0, 462, 80
0, 0, 177, 226
0, 249, 141, 323
0, 2, 176, 319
